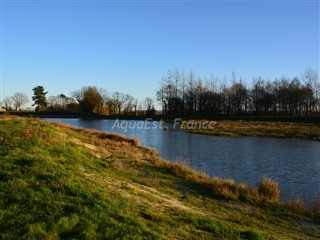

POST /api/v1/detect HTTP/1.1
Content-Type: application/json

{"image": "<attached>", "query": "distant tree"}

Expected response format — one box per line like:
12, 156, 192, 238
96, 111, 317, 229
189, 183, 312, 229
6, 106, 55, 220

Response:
113, 91, 126, 115
11, 92, 29, 111
144, 97, 155, 115
47, 94, 72, 112
97, 88, 108, 115
66, 97, 80, 113
72, 86, 103, 116
156, 68, 320, 116
2, 97, 13, 111
47, 95, 59, 110
133, 99, 138, 116
105, 92, 136, 115
122, 95, 132, 114
303, 68, 319, 114
32, 86, 48, 111
59, 94, 70, 111
156, 77, 168, 115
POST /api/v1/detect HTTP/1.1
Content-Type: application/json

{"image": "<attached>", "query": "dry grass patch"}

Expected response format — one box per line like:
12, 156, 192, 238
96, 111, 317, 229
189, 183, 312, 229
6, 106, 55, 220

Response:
154, 160, 210, 184
151, 159, 265, 202
50, 121, 71, 129
211, 178, 259, 200
0, 115, 16, 120
285, 198, 307, 213
75, 128, 141, 146
237, 183, 259, 200
258, 177, 280, 203
50, 121, 141, 147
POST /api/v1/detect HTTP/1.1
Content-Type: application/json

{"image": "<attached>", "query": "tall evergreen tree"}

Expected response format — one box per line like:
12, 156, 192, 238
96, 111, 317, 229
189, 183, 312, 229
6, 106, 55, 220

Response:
32, 86, 48, 111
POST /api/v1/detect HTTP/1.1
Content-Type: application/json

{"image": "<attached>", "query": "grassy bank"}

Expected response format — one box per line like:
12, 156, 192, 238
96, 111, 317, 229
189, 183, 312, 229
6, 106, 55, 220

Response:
0, 116, 319, 239
180, 120, 320, 141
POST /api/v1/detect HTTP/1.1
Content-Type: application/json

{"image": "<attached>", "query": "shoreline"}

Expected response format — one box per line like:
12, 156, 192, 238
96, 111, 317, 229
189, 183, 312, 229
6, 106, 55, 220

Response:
2, 112, 320, 141
2, 111, 320, 123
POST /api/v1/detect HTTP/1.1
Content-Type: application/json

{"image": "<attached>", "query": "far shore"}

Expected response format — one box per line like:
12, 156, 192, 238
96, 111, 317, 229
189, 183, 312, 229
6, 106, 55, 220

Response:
180, 120, 320, 141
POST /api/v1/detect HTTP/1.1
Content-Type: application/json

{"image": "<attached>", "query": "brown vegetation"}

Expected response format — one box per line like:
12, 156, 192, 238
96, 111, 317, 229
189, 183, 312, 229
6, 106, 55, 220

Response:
181, 120, 320, 140
258, 178, 280, 203
151, 159, 279, 203
51, 121, 141, 146
285, 198, 307, 212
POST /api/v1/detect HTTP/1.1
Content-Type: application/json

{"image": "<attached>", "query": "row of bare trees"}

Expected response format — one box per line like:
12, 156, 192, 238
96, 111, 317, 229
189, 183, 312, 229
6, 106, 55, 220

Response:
157, 68, 319, 116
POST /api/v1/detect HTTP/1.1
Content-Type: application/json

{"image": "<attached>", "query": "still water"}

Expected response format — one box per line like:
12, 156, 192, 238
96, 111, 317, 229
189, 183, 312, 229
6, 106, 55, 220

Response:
46, 118, 320, 205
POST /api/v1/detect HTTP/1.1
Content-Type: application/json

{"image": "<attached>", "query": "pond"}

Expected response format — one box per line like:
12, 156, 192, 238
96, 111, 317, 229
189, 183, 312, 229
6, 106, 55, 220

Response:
45, 118, 320, 206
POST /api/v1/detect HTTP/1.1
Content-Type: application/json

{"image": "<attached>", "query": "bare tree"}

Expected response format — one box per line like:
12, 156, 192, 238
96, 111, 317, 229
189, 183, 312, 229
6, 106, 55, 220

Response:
11, 92, 29, 111
97, 88, 108, 115
304, 68, 319, 114
144, 97, 155, 114
2, 97, 13, 111
133, 99, 138, 116
123, 95, 135, 114
110, 91, 127, 115
156, 76, 167, 115
144, 97, 154, 111
47, 95, 59, 110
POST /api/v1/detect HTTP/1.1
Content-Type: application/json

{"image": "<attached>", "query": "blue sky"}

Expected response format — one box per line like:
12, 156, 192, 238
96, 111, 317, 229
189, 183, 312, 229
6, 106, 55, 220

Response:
1, 0, 319, 108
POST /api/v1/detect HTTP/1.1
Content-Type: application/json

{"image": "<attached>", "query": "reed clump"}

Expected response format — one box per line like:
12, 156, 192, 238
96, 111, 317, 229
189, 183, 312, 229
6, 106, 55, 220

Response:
258, 177, 280, 203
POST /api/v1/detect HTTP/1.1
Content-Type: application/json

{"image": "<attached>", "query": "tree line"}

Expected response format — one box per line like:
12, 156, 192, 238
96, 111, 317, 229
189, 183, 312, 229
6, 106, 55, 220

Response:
1, 68, 319, 117
1, 86, 156, 116
157, 68, 319, 116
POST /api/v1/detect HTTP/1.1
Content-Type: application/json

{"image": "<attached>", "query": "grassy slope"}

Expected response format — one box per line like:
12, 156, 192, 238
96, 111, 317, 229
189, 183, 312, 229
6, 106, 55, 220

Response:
181, 120, 320, 141
0, 116, 319, 239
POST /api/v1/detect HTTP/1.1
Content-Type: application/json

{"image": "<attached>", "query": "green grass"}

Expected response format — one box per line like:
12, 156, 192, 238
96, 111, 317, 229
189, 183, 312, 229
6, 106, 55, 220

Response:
0, 115, 319, 239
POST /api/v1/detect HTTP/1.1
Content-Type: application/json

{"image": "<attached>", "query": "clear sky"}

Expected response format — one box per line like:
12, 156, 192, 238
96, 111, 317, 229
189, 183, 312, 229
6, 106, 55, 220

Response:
0, 0, 319, 108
